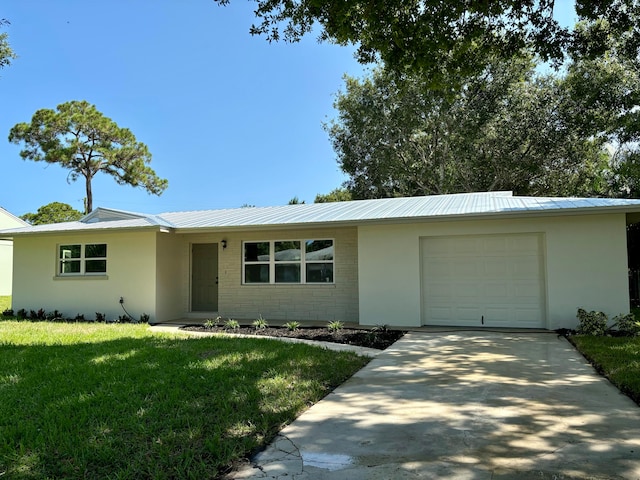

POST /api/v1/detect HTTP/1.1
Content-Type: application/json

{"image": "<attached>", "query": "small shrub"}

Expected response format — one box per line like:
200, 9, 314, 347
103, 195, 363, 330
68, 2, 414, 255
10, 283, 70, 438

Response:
118, 315, 132, 323
327, 320, 344, 333
29, 310, 38, 320
204, 318, 217, 329
576, 308, 608, 336
74, 314, 85, 322
95, 312, 106, 322
224, 318, 240, 330
46, 310, 63, 321
2, 308, 14, 317
284, 321, 300, 331
252, 315, 268, 330
371, 324, 389, 333
140, 313, 150, 324
612, 313, 640, 336
17, 308, 27, 320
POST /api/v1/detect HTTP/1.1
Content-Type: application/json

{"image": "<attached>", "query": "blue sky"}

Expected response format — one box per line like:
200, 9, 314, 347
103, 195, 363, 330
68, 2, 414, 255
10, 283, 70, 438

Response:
0, 1, 578, 217
0, 1, 368, 216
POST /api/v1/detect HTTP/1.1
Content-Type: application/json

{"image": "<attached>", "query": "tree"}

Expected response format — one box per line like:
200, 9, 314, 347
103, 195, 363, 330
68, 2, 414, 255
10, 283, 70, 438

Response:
288, 196, 306, 204
314, 188, 352, 203
8, 100, 168, 213
0, 19, 17, 71
214, 0, 640, 82
324, 57, 614, 199
21, 202, 83, 225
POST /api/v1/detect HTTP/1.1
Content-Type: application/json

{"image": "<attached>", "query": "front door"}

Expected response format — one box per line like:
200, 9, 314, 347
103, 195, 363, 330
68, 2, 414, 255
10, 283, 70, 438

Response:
191, 243, 218, 311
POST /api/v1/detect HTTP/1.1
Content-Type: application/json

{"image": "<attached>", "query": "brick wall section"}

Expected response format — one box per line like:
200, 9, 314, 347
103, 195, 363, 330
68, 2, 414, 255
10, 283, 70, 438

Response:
180, 227, 359, 323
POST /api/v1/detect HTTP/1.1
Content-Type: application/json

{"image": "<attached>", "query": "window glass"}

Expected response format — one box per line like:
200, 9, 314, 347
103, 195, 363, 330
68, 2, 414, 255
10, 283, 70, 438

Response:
274, 241, 301, 261
306, 263, 334, 283
61, 260, 81, 274
242, 239, 334, 284
244, 242, 270, 262
85, 260, 107, 273
245, 264, 270, 283
275, 263, 301, 283
305, 240, 333, 260
85, 244, 107, 258
58, 243, 107, 275
60, 245, 81, 259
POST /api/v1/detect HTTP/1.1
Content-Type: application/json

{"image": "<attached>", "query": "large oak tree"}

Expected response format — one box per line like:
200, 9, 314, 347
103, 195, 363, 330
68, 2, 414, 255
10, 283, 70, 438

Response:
324, 54, 635, 199
214, 0, 640, 82
9, 100, 168, 213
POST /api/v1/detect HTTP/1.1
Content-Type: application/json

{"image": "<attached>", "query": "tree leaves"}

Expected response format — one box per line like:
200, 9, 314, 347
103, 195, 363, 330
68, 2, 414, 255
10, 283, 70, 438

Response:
8, 100, 168, 213
20, 202, 83, 225
325, 57, 620, 199
214, 0, 640, 82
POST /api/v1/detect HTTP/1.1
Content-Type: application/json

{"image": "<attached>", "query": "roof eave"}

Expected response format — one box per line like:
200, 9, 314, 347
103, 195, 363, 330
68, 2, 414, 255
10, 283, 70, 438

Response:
1, 224, 170, 238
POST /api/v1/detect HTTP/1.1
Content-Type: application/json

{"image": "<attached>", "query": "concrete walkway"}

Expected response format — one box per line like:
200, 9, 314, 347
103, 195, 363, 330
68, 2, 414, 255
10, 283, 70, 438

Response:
229, 331, 640, 479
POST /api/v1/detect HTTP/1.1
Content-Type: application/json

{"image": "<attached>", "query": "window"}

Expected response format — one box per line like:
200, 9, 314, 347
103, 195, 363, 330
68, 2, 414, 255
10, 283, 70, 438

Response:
243, 239, 334, 284
59, 243, 107, 276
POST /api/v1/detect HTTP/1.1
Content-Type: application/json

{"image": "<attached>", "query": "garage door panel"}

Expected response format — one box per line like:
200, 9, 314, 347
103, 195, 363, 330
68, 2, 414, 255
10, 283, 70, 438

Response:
421, 234, 545, 328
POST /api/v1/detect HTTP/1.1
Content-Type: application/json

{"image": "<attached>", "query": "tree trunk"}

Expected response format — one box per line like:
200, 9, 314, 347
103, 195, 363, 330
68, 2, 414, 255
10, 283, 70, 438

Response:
85, 175, 93, 214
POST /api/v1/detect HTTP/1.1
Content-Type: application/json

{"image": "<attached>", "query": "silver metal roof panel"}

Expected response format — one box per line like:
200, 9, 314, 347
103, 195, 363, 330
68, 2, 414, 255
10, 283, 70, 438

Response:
3, 192, 640, 236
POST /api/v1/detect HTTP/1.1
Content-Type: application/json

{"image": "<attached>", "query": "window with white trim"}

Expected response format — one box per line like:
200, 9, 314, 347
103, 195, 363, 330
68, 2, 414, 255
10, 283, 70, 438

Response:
243, 239, 334, 284
58, 243, 107, 275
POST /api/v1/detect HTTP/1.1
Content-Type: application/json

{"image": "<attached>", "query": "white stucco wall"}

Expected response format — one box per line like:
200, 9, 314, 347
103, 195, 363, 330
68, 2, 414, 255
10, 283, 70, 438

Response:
358, 213, 630, 330
0, 209, 29, 297
12, 230, 158, 321
0, 240, 14, 297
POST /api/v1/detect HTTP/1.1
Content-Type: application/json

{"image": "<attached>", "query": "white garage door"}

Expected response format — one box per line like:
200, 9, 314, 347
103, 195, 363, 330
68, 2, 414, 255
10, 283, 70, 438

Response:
421, 234, 545, 328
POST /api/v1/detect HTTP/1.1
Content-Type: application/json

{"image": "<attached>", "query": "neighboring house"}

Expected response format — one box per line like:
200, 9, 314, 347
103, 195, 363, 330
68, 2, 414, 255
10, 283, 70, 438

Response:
0, 207, 30, 297
1, 191, 640, 329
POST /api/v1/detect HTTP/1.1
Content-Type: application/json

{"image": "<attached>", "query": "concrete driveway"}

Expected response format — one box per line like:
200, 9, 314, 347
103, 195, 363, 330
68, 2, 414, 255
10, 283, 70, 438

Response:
230, 331, 640, 479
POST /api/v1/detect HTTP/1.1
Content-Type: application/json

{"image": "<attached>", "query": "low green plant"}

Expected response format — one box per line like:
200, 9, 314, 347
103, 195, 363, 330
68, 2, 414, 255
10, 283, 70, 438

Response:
17, 308, 27, 320
371, 324, 389, 333
327, 320, 344, 333
118, 314, 132, 323
74, 313, 85, 322
252, 315, 269, 330
224, 318, 240, 330
284, 321, 300, 331
612, 313, 640, 337
2, 308, 14, 317
576, 308, 608, 336
140, 313, 150, 324
95, 312, 106, 322
204, 318, 217, 329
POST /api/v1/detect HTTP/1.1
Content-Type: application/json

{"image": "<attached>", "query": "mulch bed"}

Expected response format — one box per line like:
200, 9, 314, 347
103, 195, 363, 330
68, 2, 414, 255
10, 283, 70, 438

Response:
180, 325, 405, 350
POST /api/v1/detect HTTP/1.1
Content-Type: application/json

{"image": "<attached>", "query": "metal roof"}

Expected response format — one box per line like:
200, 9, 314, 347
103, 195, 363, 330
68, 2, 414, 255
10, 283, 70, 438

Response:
3, 191, 640, 236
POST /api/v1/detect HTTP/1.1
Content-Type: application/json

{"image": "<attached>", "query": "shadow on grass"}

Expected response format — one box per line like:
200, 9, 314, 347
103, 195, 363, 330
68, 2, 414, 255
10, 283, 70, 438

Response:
0, 333, 368, 479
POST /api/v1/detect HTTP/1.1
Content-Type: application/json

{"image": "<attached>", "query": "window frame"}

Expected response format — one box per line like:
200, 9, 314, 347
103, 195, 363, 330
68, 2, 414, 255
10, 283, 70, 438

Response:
242, 239, 334, 285
58, 243, 108, 277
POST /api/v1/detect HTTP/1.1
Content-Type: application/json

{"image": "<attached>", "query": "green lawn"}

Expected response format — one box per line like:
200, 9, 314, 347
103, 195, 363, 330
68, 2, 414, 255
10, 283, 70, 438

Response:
0, 296, 10, 312
571, 335, 640, 405
0, 321, 370, 479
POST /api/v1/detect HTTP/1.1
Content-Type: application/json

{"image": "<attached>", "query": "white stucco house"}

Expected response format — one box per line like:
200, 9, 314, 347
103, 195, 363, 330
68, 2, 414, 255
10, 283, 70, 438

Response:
1, 191, 640, 329
0, 207, 29, 297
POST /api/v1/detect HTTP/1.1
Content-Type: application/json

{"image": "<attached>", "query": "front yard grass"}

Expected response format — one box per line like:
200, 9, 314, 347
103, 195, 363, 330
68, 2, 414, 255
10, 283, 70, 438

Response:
571, 335, 640, 405
0, 321, 370, 479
